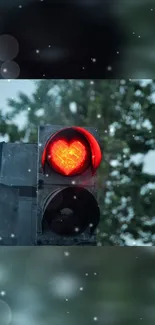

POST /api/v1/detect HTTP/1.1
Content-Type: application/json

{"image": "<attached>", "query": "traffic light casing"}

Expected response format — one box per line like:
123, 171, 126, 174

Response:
37, 125, 102, 245
0, 125, 102, 246
0, 142, 38, 245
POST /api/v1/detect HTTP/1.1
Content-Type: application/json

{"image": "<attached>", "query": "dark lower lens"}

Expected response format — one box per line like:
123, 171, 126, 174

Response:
42, 186, 100, 236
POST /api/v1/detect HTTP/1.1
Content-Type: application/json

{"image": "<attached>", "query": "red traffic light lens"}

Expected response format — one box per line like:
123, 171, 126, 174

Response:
47, 138, 90, 176
41, 127, 102, 175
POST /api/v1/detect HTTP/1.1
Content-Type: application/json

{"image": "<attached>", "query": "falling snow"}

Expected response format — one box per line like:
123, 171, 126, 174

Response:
89, 223, 93, 228
64, 251, 70, 256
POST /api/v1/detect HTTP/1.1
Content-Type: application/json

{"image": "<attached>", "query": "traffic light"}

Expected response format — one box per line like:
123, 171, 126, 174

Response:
37, 125, 102, 245
0, 125, 102, 246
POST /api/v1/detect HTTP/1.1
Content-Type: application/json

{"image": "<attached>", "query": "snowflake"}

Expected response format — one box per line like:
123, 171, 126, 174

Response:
93, 316, 98, 321
79, 287, 84, 291
0, 291, 6, 296
97, 242, 102, 246
64, 251, 70, 256
36, 49, 40, 54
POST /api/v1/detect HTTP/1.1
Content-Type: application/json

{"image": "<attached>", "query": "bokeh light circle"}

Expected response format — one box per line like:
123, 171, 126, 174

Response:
0, 300, 12, 325
1, 61, 20, 79
0, 35, 19, 61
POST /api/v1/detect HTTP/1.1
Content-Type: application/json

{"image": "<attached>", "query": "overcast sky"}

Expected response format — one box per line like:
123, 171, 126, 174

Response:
0, 79, 36, 128
0, 79, 155, 177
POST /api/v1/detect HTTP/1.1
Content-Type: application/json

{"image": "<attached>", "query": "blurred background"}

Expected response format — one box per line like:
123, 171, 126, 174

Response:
0, 246, 154, 325
0, 78, 155, 246
0, 0, 155, 77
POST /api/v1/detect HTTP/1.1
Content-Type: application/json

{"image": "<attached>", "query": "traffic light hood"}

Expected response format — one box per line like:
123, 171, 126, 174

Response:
41, 126, 102, 175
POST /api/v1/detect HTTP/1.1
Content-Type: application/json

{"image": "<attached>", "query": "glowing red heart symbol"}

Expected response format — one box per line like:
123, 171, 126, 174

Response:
49, 139, 87, 175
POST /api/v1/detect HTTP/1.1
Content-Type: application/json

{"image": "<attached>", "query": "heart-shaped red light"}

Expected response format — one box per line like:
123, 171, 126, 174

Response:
48, 139, 88, 175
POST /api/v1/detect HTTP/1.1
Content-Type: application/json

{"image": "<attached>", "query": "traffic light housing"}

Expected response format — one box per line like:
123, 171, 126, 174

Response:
0, 125, 102, 246
0, 141, 38, 245
37, 125, 102, 245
